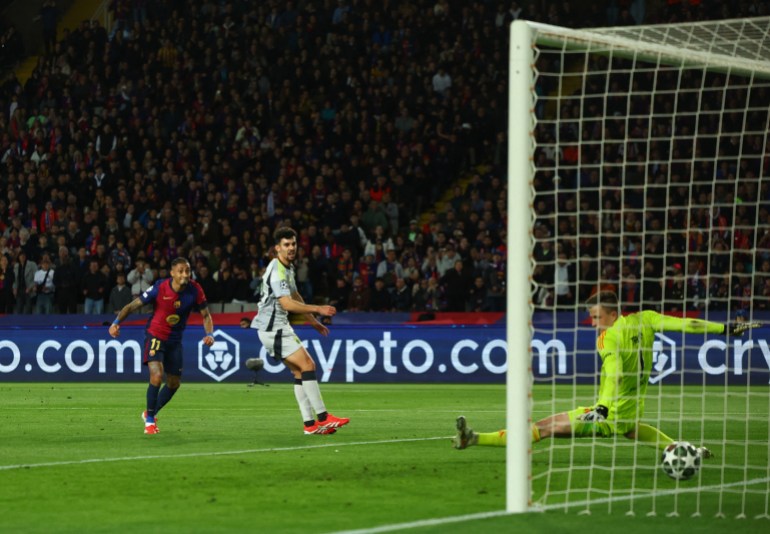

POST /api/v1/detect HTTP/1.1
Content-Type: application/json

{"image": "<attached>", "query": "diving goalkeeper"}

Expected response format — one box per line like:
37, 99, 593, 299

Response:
454, 291, 760, 454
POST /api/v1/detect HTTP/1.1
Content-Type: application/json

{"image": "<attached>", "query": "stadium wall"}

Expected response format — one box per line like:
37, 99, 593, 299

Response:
0, 313, 768, 385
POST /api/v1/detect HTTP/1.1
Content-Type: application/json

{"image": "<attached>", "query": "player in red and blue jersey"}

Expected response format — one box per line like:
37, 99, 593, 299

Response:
109, 257, 214, 434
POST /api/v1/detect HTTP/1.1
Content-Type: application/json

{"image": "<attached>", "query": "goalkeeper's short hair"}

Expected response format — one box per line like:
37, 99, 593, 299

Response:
585, 290, 619, 312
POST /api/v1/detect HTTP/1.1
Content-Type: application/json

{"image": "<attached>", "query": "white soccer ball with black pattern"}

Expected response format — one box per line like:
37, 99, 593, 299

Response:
660, 441, 701, 481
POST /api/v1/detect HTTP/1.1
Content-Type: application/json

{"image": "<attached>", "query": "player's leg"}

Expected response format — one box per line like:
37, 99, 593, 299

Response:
625, 424, 712, 458
624, 423, 673, 451
258, 329, 340, 434
453, 415, 506, 449
534, 412, 574, 441
283, 357, 326, 433
142, 335, 165, 433
156, 343, 183, 415
537, 407, 614, 442
283, 336, 349, 430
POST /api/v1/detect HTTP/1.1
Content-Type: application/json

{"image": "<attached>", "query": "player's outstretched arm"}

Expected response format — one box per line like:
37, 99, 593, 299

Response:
652, 312, 739, 335
200, 307, 215, 346
108, 297, 144, 338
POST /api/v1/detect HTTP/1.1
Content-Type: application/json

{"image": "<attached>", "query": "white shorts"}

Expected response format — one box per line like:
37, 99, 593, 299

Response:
257, 328, 303, 361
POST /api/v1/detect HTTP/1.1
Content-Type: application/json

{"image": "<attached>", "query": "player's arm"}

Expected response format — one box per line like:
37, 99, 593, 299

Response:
278, 295, 335, 318
648, 311, 759, 336
582, 332, 620, 421
200, 306, 215, 346
108, 297, 144, 338
595, 352, 620, 414
292, 290, 324, 324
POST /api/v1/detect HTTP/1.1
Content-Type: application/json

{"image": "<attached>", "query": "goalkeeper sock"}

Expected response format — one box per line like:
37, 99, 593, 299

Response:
531, 424, 541, 443
635, 423, 674, 451
146, 384, 160, 422
477, 430, 507, 447
294, 379, 314, 426
156, 385, 178, 414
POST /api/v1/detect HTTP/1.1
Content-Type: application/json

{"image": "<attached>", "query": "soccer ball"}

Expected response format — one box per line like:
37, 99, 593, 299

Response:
660, 441, 701, 481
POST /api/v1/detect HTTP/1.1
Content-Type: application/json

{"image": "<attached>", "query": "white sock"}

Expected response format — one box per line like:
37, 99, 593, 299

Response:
294, 382, 313, 422
300, 372, 327, 414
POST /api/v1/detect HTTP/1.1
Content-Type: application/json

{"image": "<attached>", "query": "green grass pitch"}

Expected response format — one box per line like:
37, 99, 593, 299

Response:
1, 382, 768, 533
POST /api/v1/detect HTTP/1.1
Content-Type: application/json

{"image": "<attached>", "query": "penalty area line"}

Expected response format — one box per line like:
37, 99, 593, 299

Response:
327, 476, 770, 534
0, 436, 452, 472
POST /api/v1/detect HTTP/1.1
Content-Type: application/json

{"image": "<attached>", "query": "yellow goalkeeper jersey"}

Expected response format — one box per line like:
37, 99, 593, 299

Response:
596, 311, 724, 421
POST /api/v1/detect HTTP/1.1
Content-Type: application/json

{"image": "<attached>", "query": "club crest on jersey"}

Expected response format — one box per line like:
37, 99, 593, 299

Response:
280, 280, 288, 290
174, 300, 181, 308
167, 314, 181, 325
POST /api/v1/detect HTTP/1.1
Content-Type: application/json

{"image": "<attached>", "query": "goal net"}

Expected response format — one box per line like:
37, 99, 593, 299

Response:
507, 17, 770, 518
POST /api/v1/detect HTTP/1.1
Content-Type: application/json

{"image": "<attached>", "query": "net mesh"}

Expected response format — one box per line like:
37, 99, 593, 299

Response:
525, 18, 770, 519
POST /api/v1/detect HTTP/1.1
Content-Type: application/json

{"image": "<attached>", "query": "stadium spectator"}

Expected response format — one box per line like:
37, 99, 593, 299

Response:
467, 276, 489, 313
82, 258, 107, 314
391, 277, 412, 312
12, 250, 37, 314
127, 258, 154, 299
347, 275, 370, 312
33, 255, 56, 314
108, 272, 132, 313
376, 249, 404, 289
441, 260, 472, 312
53, 246, 79, 313
0, 0, 764, 318
195, 264, 218, 305
328, 276, 350, 313
369, 278, 392, 312
35, 1, 61, 55
0, 254, 14, 313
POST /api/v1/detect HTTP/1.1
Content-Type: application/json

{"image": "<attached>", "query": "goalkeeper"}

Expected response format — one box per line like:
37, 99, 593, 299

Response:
454, 291, 759, 454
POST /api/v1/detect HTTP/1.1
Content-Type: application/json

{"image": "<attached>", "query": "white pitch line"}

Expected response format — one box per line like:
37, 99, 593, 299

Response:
0, 436, 452, 472
328, 477, 770, 534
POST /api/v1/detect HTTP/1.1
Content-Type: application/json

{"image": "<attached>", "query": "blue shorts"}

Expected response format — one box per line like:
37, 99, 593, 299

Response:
143, 334, 184, 376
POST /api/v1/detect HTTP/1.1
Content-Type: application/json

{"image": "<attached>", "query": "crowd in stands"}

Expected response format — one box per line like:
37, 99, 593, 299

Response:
531, 1, 770, 315
0, 0, 767, 317
0, 20, 24, 72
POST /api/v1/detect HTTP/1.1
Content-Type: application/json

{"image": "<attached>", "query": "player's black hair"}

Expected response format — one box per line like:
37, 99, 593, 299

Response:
171, 257, 190, 269
585, 291, 619, 312
273, 226, 297, 245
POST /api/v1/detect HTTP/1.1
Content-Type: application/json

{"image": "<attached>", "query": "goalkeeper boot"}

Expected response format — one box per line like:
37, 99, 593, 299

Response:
453, 416, 478, 449
303, 422, 337, 435
320, 413, 350, 429
697, 446, 713, 459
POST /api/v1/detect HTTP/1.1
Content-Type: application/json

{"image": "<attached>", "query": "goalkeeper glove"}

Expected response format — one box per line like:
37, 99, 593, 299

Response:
723, 322, 761, 336
580, 405, 608, 422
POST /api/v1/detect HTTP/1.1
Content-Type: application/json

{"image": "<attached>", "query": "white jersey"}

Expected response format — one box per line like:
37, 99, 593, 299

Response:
251, 258, 296, 332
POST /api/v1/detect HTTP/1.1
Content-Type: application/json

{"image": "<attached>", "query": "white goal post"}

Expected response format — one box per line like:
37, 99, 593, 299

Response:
507, 16, 770, 515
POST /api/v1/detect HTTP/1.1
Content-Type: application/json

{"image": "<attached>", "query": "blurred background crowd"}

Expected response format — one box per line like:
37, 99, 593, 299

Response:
0, 0, 767, 316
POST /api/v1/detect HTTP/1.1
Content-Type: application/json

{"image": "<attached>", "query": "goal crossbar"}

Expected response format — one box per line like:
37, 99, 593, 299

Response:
526, 17, 770, 78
